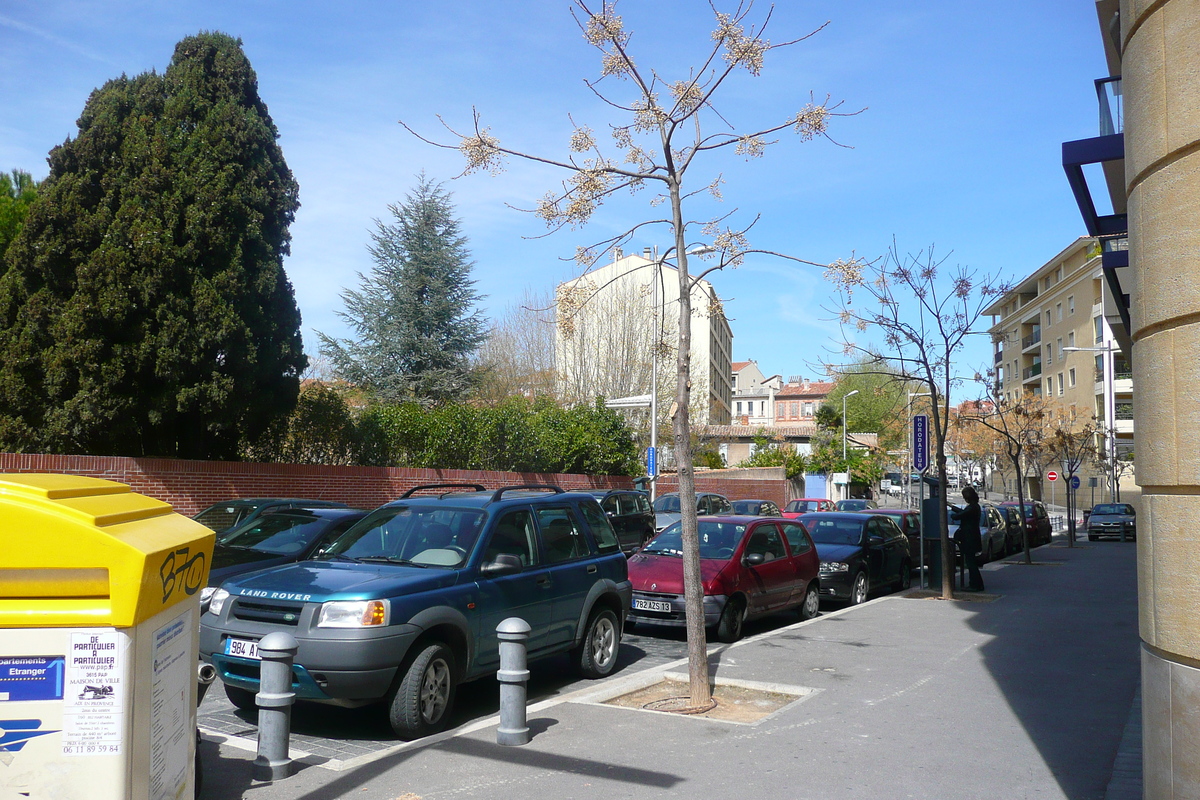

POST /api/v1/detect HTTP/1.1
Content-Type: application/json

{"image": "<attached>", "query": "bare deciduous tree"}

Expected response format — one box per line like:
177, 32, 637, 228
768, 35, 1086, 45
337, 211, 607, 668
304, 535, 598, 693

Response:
403, 0, 850, 705
475, 288, 557, 404
826, 242, 1005, 599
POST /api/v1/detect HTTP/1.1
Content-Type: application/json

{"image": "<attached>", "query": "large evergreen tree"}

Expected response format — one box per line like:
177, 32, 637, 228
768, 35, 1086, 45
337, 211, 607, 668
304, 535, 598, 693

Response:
0, 32, 306, 459
319, 176, 485, 404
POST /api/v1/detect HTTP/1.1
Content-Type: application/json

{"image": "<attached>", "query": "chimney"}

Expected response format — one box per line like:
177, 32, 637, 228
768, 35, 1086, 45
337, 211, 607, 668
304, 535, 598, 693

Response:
643, 247, 652, 260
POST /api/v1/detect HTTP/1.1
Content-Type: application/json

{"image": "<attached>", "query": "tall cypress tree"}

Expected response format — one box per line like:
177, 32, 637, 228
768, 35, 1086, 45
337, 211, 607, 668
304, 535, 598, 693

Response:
0, 32, 306, 459
319, 176, 486, 404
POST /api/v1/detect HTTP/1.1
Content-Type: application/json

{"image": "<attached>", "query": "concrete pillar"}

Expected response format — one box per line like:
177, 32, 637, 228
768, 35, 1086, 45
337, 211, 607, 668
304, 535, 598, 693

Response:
1122, 0, 1200, 795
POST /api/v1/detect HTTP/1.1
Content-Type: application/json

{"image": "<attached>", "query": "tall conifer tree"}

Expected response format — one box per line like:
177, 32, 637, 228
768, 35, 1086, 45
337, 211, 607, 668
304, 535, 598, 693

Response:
319, 176, 485, 404
0, 32, 306, 458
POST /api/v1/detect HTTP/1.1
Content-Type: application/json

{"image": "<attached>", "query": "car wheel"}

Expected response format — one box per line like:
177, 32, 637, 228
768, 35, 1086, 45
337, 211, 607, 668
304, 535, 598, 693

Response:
224, 683, 257, 712
1088, 534, 1097, 542
715, 597, 745, 643
849, 572, 869, 605
388, 643, 456, 740
575, 608, 620, 679
799, 583, 820, 620
898, 562, 912, 590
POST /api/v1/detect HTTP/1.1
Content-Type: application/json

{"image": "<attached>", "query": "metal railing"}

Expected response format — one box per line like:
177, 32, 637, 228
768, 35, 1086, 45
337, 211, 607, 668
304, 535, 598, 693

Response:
1022, 329, 1042, 349
1022, 362, 1043, 380
1115, 403, 1134, 420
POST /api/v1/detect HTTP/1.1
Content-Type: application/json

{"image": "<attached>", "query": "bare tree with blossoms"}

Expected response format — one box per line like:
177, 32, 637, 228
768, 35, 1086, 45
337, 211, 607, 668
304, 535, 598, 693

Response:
402, 0, 855, 705
824, 242, 1006, 599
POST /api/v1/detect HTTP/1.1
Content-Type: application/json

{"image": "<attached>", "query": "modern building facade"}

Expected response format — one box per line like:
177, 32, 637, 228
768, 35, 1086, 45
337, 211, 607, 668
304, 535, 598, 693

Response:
985, 236, 1135, 500
1064, 2, 1200, 794
555, 249, 733, 426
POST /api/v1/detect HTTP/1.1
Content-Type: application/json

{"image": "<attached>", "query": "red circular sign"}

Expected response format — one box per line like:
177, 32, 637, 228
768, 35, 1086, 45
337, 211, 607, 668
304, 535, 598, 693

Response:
1047, 470, 1059, 482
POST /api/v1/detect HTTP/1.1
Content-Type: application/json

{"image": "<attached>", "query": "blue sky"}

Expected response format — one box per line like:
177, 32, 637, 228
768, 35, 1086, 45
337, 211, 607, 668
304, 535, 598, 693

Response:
0, 1, 1110, 386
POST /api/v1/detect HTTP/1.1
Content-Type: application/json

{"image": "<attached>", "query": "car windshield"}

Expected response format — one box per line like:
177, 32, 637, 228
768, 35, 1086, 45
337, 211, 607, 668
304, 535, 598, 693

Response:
219, 513, 331, 555
1092, 504, 1134, 515
323, 505, 486, 568
837, 500, 869, 511
195, 501, 263, 532
731, 501, 761, 515
785, 500, 816, 513
805, 517, 865, 545
653, 495, 681, 513
642, 521, 747, 559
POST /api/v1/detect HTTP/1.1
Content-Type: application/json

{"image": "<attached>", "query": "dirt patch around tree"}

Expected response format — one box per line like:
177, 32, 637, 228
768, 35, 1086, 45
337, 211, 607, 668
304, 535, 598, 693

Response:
600, 673, 814, 725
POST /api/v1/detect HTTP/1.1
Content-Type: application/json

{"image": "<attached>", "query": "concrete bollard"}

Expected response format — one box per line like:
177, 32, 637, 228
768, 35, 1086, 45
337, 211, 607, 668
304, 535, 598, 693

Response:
496, 617, 531, 746
253, 632, 299, 781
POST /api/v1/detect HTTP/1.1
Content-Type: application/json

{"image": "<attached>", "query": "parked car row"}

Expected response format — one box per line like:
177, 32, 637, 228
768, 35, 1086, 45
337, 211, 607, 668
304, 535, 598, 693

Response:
194, 487, 919, 745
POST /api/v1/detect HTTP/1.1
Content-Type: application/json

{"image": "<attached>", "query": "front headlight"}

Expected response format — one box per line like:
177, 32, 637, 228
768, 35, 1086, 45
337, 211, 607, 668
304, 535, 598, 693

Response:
208, 588, 230, 616
317, 599, 390, 628
820, 561, 850, 573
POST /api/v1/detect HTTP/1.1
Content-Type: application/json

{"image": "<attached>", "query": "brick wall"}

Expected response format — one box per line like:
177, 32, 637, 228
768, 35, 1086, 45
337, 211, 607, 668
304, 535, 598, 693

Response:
0, 454, 793, 516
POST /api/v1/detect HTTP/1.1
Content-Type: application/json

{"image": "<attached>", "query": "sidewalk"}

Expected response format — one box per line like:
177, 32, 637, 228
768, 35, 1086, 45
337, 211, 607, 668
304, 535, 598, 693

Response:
201, 539, 1141, 800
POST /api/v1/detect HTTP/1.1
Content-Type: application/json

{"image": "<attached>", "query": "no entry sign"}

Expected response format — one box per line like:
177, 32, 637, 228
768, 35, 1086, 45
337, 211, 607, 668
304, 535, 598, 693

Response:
1047, 470, 1059, 482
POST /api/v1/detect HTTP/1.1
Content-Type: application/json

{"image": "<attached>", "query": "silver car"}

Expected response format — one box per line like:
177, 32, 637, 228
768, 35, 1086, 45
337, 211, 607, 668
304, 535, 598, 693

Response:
1088, 503, 1136, 541
949, 502, 1009, 562
652, 492, 731, 532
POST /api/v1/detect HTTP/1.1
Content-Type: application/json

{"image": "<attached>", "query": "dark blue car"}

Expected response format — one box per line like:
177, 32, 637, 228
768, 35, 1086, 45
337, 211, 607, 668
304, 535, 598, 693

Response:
200, 484, 632, 739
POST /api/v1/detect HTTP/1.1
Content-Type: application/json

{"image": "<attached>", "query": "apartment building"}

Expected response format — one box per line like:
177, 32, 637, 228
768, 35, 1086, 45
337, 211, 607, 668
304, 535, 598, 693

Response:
731, 361, 781, 425
985, 236, 1134, 495
773, 378, 833, 425
555, 249, 733, 426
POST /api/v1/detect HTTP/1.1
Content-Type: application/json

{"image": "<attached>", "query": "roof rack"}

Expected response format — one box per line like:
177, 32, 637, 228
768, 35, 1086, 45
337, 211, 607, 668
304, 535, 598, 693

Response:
489, 485, 564, 504
400, 483, 487, 499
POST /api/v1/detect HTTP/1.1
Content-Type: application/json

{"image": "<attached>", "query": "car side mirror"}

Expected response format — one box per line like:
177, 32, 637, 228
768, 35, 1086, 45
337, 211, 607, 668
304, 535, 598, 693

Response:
743, 552, 765, 566
869, 534, 884, 545
481, 553, 522, 577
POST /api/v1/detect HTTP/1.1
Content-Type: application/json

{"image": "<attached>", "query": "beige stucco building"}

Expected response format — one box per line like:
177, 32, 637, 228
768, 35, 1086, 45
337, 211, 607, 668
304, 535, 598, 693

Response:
986, 236, 1135, 501
555, 250, 733, 426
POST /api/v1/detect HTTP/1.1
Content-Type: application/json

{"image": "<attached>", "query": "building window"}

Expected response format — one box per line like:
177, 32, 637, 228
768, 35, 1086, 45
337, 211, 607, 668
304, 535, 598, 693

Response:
1046, 344, 1053, 365
1094, 316, 1103, 344
1069, 331, 1075, 348
1046, 378, 1053, 395
1046, 310, 1052, 328
1056, 302, 1063, 322
1069, 295, 1075, 315
1057, 337, 1063, 359
1055, 267, 1062, 283
736, 401, 742, 415
1058, 373, 1064, 396
803, 402, 814, 417
1069, 368, 1076, 388
790, 402, 799, 418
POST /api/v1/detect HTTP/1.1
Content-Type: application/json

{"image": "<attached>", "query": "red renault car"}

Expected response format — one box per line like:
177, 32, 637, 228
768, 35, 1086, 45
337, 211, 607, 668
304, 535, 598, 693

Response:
626, 516, 821, 643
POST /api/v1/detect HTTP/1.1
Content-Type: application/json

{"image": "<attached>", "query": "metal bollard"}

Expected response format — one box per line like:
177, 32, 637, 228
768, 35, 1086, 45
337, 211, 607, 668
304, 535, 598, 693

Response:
496, 617, 531, 746
253, 632, 298, 781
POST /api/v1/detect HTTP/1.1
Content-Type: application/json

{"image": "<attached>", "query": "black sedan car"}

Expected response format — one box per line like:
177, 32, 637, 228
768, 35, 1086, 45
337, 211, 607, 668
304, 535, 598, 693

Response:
799, 512, 912, 605
199, 507, 367, 611
586, 489, 656, 554
194, 497, 351, 536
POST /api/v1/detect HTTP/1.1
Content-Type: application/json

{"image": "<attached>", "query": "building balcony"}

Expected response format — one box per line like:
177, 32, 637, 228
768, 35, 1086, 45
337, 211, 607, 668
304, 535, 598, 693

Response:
1022, 362, 1043, 382
1022, 330, 1042, 351
995, 350, 1003, 364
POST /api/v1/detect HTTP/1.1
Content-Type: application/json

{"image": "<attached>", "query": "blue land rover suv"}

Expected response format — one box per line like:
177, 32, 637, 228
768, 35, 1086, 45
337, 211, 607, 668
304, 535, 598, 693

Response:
199, 484, 632, 739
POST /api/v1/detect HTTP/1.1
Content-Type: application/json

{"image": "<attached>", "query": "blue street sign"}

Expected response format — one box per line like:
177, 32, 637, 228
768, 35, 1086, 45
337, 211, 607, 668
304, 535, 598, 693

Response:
647, 446, 657, 477
912, 415, 929, 472
1070, 475, 1081, 490
0, 657, 64, 702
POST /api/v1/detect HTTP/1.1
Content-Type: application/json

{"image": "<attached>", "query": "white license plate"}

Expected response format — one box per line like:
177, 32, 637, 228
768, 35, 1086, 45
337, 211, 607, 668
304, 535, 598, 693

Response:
633, 598, 672, 613
224, 637, 260, 660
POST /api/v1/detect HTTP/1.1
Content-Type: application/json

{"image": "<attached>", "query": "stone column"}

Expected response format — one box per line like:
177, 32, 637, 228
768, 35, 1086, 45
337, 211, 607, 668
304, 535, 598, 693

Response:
1122, 0, 1200, 795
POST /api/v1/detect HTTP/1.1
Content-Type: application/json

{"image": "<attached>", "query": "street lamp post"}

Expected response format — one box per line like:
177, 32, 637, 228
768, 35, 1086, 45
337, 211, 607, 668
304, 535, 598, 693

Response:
1063, 341, 1118, 502
842, 390, 860, 462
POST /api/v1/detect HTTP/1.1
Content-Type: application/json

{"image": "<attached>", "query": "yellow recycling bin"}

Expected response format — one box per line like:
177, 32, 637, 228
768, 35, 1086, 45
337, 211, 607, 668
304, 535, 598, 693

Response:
0, 474, 214, 800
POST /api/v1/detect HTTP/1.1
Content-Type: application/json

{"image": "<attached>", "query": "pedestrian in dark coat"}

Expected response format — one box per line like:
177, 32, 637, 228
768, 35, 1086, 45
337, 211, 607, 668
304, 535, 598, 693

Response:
950, 486, 985, 591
